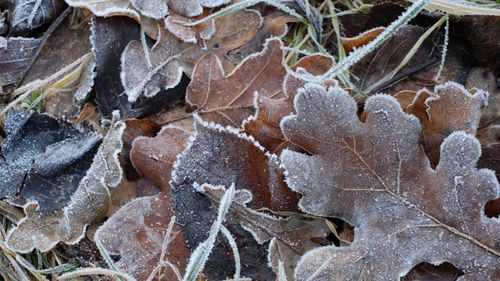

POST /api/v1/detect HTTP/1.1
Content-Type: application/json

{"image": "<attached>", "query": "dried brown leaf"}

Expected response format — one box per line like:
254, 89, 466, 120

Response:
350, 25, 434, 95
96, 125, 191, 280
130, 126, 191, 190
186, 38, 287, 127
340, 27, 385, 53
397, 82, 487, 166
280, 83, 500, 280
120, 119, 161, 180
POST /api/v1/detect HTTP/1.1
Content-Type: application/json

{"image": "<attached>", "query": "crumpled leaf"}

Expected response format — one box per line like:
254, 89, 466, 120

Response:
197, 184, 330, 281
5, 120, 124, 253
96, 126, 191, 280
243, 53, 333, 152
186, 38, 287, 127
0, 37, 41, 94
121, 9, 276, 102
171, 116, 299, 280
0, 110, 101, 211
8, 0, 65, 34
91, 16, 186, 117
280, 83, 500, 280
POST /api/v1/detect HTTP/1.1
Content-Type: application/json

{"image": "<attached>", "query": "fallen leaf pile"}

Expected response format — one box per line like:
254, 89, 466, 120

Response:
0, 0, 499, 280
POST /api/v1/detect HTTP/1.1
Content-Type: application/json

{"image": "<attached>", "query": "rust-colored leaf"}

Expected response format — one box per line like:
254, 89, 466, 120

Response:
187, 38, 287, 127
120, 119, 161, 180
340, 27, 385, 53
130, 126, 191, 190
396, 82, 487, 166
280, 83, 500, 280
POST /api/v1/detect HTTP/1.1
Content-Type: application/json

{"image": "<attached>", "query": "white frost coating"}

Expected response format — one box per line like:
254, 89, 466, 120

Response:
240, 91, 261, 128
65, 0, 140, 21
224, 36, 280, 78
368, 93, 421, 125
74, 54, 97, 101
281, 81, 500, 280
130, 0, 168, 19
193, 114, 282, 166
121, 38, 184, 102
5, 121, 125, 253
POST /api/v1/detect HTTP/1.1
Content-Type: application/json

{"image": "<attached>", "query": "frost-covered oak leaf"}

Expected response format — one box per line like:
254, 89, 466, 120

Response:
171, 116, 299, 280
243, 54, 333, 152
186, 38, 287, 127
6, 121, 124, 253
280, 84, 500, 280
96, 126, 191, 280
121, 9, 262, 102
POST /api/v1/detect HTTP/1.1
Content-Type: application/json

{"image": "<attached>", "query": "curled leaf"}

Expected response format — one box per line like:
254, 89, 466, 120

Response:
164, 12, 215, 43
